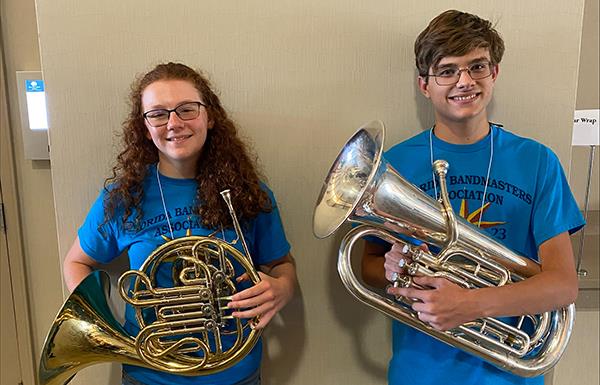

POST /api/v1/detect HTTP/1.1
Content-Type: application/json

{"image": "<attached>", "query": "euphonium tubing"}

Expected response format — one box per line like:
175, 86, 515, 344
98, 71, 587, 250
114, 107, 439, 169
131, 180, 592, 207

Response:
39, 190, 261, 384
313, 120, 574, 377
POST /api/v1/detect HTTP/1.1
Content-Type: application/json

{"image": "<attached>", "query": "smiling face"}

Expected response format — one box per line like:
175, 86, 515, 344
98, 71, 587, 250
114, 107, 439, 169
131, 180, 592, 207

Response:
142, 79, 213, 178
418, 48, 499, 131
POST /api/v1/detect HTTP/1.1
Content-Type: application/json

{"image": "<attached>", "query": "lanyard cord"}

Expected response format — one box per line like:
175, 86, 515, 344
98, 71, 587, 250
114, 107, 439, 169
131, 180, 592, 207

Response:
156, 164, 175, 239
429, 125, 494, 227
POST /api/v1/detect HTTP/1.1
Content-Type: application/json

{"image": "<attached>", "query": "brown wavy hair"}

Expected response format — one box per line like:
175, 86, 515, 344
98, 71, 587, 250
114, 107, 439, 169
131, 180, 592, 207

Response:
104, 62, 271, 229
415, 10, 505, 78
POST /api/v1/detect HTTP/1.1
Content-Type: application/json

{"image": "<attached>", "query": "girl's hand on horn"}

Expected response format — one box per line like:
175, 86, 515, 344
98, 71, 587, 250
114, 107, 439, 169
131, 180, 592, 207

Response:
227, 254, 296, 329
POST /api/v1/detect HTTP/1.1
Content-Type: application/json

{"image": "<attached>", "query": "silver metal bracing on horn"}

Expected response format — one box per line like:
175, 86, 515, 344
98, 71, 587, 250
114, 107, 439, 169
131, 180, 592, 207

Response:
313, 120, 574, 377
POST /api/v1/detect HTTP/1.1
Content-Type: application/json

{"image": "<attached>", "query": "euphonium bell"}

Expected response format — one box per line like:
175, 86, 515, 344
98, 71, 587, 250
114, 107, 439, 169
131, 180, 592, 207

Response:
313, 120, 574, 377
39, 190, 261, 385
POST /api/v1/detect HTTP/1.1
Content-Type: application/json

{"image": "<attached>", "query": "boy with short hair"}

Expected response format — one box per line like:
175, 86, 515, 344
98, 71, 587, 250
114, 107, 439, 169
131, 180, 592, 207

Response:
361, 10, 584, 385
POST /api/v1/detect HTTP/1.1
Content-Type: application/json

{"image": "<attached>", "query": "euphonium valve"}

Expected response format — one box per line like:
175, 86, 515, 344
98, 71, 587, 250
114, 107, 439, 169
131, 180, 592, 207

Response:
39, 190, 261, 384
313, 120, 574, 377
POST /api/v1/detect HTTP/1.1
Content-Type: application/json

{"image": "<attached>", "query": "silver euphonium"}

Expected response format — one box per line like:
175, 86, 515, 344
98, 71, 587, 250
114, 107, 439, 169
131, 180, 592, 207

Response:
39, 190, 261, 385
313, 120, 574, 377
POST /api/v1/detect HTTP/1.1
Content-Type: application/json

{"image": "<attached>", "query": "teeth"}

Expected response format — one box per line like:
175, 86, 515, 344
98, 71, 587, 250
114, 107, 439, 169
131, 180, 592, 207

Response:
168, 135, 190, 142
453, 94, 477, 101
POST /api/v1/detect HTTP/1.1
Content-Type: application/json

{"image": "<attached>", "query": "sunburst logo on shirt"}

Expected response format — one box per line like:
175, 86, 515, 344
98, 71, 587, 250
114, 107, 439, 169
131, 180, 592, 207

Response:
459, 199, 506, 228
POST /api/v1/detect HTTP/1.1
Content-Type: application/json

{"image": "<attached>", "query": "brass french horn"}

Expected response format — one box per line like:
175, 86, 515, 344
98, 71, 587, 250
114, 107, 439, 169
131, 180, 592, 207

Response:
39, 190, 261, 385
313, 121, 574, 377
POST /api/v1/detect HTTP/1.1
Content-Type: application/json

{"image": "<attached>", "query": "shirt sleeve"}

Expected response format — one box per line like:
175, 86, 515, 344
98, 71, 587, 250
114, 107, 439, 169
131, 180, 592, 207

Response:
249, 186, 291, 265
77, 189, 124, 264
531, 147, 585, 248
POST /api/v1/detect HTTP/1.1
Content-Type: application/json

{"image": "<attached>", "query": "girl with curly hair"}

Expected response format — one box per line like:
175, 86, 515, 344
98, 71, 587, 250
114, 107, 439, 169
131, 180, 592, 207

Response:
63, 62, 297, 385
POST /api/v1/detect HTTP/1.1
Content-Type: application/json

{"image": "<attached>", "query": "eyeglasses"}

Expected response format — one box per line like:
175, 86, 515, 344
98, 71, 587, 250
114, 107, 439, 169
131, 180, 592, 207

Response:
143, 101, 206, 127
428, 62, 493, 86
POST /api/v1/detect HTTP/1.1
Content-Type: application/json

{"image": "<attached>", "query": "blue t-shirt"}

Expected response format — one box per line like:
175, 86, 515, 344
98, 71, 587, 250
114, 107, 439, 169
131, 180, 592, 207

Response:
78, 164, 291, 385
383, 124, 584, 385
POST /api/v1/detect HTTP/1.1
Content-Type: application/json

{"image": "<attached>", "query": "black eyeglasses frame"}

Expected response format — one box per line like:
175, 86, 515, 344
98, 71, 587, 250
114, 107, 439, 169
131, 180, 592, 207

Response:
143, 101, 207, 127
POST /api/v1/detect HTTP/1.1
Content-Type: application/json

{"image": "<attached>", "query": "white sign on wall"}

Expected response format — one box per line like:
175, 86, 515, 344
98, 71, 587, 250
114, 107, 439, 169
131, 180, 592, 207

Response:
16, 71, 50, 160
25, 79, 49, 130
572, 109, 599, 146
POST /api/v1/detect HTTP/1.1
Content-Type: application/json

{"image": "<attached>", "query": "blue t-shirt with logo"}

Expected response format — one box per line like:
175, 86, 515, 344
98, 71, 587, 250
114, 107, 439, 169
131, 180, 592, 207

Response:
78, 163, 291, 385
383, 124, 584, 385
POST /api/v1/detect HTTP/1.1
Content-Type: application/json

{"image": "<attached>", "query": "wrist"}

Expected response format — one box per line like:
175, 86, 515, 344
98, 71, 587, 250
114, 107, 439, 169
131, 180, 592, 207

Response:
264, 264, 296, 301
467, 287, 491, 319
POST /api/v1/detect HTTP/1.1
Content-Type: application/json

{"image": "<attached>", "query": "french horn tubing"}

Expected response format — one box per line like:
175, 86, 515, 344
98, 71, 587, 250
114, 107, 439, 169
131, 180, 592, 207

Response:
39, 190, 261, 385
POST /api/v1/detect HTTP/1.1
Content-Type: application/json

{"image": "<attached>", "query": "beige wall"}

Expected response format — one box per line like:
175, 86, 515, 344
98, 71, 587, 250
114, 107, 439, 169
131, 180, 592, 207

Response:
555, 1, 600, 384
0, 0, 63, 377
577, 0, 600, 110
2, 0, 598, 384
571, 0, 600, 211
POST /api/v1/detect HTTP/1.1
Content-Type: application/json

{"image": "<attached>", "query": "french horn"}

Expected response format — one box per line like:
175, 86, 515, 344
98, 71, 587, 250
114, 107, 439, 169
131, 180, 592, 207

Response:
39, 190, 261, 385
313, 120, 574, 377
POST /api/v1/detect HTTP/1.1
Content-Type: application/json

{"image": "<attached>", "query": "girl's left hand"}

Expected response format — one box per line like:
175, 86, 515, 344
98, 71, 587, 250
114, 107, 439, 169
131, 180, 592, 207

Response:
227, 271, 294, 329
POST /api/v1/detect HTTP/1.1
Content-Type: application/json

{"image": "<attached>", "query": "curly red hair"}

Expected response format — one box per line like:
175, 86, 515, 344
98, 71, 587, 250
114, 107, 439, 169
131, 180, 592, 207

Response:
104, 62, 271, 229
